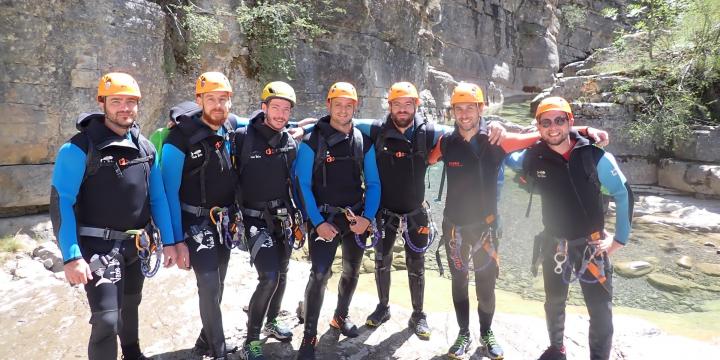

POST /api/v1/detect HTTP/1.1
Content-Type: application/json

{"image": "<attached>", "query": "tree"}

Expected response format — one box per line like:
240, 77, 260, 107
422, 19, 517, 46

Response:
628, 0, 685, 59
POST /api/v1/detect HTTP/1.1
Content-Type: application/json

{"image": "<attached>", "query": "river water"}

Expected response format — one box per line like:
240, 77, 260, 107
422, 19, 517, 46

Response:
419, 97, 720, 314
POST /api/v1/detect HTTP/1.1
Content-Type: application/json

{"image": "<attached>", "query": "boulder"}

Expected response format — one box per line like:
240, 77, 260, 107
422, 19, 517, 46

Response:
696, 263, 720, 277
33, 241, 63, 273
673, 126, 720, 163
646, 273, 691, 293
676, 256, 693, 270
362, 258, 375, 274
658, 159, 720, 197
10, 256, 47, 279
614, 261, 654, 278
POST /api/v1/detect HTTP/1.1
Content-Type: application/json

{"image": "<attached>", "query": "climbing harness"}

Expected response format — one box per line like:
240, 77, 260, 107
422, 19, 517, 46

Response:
446, 215, 499, 273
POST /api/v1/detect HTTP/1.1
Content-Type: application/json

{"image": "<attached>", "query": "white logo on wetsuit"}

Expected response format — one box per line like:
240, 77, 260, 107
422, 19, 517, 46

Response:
193, 227, 215, 252
190, 149, 203, 159
536, 170, 547, 178
249, 226, 274, 248
91, 254, 121, 287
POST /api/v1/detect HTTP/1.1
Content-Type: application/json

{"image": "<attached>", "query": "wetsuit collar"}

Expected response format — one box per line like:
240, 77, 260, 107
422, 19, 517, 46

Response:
83, 114, 139, 151
250, 111, 284, 146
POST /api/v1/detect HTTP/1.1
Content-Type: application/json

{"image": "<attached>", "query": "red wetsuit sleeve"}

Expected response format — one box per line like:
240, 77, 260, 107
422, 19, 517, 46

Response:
428, 135, 443, 165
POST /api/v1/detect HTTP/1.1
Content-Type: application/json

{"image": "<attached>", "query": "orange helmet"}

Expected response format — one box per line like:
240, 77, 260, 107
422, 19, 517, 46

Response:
327, 82, 358, 102
195, 72, 233, 95
535, 96, 574, 122
387, 82, 420, 104
97, 72, 141, 102
450, 82, 484, 105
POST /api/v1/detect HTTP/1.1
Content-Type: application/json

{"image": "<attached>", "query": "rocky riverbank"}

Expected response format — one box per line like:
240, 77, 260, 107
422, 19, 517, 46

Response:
1, 241, 719, 360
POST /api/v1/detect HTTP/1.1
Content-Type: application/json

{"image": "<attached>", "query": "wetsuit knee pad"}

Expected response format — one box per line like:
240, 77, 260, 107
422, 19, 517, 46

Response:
258, 271, 280, 288
342, 258, 362, 279
89, 310, 120, 339
196, 271, 222, 295
406, 256, 425, 276
308, 269, 332, 285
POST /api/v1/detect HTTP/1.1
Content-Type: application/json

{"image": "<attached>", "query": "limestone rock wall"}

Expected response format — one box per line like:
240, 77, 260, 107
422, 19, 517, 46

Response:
0, 0, 626, 213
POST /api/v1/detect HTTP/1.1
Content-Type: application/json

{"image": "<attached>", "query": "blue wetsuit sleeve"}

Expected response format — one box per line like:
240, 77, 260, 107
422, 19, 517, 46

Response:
301, 123, 316, 135
432, 124, 455, 146
148, 156, 175, 246
597, 153, 631, 244
362, 145, 381, 219
295, 142, 325, 227
50, 143, 86, 263
235, 118, 249, 128
505, 150, 526, 171
161, 144, 186, 243
352, 119, 373, 136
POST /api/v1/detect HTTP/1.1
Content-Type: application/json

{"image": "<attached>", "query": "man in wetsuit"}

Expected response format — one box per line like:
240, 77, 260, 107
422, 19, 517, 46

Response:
50, 72, 176, 360
355, 82, 502, 340
161, 72, 239, 359
294, 82, 381, 360
509, 97, 633, 360
428, 84, 609, 360
235, 81, 303, 360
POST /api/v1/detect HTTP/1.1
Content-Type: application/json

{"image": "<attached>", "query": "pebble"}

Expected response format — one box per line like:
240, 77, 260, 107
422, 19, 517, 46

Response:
676, 255, 693, 269
704, 242, 716, 248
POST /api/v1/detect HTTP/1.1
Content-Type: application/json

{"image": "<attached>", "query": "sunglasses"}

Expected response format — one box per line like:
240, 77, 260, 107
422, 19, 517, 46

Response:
539, 116, 568, 128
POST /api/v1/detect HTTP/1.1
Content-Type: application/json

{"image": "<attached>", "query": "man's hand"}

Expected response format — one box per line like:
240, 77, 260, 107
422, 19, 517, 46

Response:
316, 222, 338, 241
288, 127, 304, 140
486, 121, 507, 146
587, 127, 610, 147
64, 258, 93, 285
590, 231, 624, 256
350, 216, 371, 235
162, 245, 178, 268
174, 242, 191, 270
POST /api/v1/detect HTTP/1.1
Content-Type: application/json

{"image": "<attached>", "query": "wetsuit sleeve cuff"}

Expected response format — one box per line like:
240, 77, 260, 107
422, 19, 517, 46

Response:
63, 256, 83, 265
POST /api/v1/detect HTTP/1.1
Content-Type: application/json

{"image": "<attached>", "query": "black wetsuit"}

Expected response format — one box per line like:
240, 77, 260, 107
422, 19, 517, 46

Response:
436, 124, 505, 335
234, 111, 298, 343
295, 116, 381, 338
161, 113, 237, 358
50, 113, 174, 360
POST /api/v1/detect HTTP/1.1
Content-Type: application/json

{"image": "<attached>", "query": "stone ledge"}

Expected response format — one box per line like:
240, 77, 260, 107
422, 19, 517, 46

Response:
658, 159, 720, 197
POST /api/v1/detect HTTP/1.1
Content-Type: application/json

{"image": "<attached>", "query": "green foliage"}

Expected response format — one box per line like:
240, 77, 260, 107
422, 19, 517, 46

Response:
561, 4, 587, 30
236, 0, 344, 81
601, 0, 720, 152
0, 236, 22, 253
601, 7, 619, 20
169, 3, 225, 62
627, 0, 686, 59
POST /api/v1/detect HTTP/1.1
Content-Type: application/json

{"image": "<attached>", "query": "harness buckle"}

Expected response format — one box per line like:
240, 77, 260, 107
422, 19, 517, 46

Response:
103, 228, 112, 240
118, 158, 128, 166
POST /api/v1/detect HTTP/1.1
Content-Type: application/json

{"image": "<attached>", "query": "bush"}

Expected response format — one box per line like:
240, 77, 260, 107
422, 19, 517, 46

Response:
236, 0, 344, 81
168, 3, 226, 63
597, 0, 719, 152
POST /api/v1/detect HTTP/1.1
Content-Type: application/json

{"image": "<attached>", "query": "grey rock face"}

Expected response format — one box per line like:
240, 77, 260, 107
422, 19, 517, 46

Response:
658, 159, 720, 196
0, 0, 628, 213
